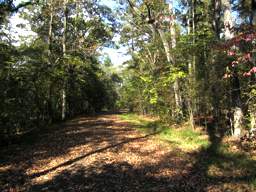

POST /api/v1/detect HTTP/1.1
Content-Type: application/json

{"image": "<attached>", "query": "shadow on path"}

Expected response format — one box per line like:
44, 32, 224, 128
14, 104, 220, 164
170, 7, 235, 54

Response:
29, 132, 158, 179
1, 114, 256, 192
30, 120, 256, 192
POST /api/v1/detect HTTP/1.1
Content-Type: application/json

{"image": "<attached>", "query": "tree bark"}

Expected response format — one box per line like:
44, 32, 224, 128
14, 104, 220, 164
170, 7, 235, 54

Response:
47, 0, 54, 122
212, 0, 221, 38
169, 3, 183, 115
250, 0, 256, 26
47, 0, 53, 58
157, 27, 182, 117
222, 0, 234, 40
222, 0, 243, 136
249, 0, 256, 134
62, 0, 68, 120
127, 0, 183, 118
187, 0, 195, 129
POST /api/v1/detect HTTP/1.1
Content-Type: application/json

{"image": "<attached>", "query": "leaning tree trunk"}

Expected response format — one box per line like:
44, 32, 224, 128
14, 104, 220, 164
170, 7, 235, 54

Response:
168, 3, 183, 118
157, 29, 182, 116
127, 0, 183, 118
222, 0, 243, 136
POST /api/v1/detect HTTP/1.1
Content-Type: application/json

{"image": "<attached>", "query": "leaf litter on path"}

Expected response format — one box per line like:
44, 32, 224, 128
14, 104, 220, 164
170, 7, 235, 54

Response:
0, 114, 255, 192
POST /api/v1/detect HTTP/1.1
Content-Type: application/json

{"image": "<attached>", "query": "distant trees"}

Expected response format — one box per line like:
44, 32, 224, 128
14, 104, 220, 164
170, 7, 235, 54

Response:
0, 0, 119, 144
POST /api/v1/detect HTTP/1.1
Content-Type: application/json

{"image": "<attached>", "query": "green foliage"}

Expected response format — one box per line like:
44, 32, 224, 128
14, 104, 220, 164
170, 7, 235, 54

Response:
0, 0, 119, 144
117, 0, 219, 123
118, 113, 209, 150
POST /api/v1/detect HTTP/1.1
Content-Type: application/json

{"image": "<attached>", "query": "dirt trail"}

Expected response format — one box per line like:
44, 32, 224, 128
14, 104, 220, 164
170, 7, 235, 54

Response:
0, 114, 192, 192
0, 114, 254, 192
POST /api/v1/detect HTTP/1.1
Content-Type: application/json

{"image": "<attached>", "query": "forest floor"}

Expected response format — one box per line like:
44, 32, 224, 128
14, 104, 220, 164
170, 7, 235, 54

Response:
1, 113, 256, 192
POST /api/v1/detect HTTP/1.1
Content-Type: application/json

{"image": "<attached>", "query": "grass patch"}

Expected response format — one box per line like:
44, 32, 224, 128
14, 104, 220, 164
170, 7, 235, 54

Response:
118, 113, 209, 151
118, 113, 256, 189
206, 149, 256, 189
160, 126, 209, 151
118, 113, 148, 125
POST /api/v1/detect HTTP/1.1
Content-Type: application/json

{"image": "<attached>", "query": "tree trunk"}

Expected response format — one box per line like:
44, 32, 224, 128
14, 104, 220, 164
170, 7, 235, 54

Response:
169, 3, 183, 116
47, 0, 53, 58
127, 0, 183, 118
62, 0, 68, 120
249, 0, 256, 133
210, 0, 222, 131
187, 0, 195, 129
157, 28, 182, 117
249, 109, 256, 135
250, 0, 256, 26
222, 0, 233, 39
231, 71, 243, 136
47, 0, 54, 122
222, 0, 243, 136
231, 67, 243, 136
192, 0, 196, 75
212, 0, 221, 38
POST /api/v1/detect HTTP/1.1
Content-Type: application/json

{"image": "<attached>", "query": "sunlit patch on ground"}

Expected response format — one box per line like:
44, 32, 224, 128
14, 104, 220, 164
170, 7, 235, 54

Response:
0, 113, 256, 191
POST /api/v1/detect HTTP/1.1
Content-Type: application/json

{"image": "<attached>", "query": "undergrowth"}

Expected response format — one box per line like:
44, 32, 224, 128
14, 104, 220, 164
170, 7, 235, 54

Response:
118, 113, 209, 151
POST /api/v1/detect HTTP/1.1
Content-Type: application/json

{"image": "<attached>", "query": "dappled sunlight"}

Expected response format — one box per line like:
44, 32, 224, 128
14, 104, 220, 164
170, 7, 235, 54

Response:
1, 0, 256, 191
118, 113, 256, 191
1, 113, 256, 191
120, 113, 210, 152
0, 114, 164, 191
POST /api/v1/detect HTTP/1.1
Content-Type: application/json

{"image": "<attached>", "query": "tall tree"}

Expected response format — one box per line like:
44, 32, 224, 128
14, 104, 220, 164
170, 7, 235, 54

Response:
222, 0, 243, 136
62, 0, 68, 120
126, 0, 183, 118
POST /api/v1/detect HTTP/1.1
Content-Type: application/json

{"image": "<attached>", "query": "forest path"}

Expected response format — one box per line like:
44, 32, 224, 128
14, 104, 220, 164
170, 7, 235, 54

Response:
0, 114, 189, 192
0, 114, 254, 192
